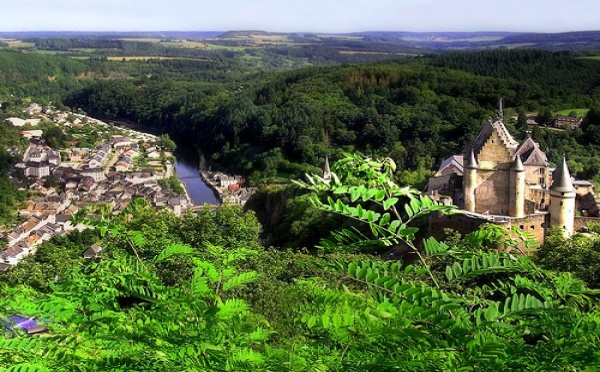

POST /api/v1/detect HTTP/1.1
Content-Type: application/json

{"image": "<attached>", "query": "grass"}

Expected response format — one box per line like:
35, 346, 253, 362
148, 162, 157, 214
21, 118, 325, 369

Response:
119, 38, 163, 43
6, 40, 35, 49
555, 108, 589, 117
106, 56, 205, 61
204, 44, 246, 52
240, 54, 261, 61
159, 40, 209, 49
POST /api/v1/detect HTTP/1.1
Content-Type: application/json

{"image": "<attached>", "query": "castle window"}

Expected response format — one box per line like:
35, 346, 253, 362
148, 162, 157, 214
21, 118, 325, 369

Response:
519, 225, 524, 230
560, 201, 564, 206
540, 168, 545, 174
530, 225, 535, 230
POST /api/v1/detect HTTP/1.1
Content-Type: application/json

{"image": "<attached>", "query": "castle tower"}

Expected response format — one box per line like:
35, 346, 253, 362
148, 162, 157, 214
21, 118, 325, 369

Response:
464, 150, 478, 212
509, 155, 526, 218
549, 157, 576, 237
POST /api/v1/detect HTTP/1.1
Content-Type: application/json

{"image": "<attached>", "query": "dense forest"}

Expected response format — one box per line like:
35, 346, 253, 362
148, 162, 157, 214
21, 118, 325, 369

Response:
4, 48, 600, 240
61, 50, 600, 185
2, 46, 600, 370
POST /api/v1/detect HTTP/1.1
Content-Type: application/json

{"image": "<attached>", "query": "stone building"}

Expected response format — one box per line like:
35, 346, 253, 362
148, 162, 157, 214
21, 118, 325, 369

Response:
427, 117, 591, 242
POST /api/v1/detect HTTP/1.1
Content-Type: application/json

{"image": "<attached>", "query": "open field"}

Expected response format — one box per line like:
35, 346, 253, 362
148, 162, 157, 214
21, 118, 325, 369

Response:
317, 35, 363, 41
203, 44, 246, 51
555, 108, 590, 117
158, 40, 209, 49
338, 51, 413, 56
118, 38, 211, 50
217, 34, 296, 47
119, 38, 163, 43
106, 56, 206, 61
4, 40, 35, 48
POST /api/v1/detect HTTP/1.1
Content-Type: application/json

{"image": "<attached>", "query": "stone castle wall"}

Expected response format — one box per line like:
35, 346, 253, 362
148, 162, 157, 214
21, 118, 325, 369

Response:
428, 212, 547, 244
474, 169, 511, 215
574, 216, 600, 231
477, 130, 513, 169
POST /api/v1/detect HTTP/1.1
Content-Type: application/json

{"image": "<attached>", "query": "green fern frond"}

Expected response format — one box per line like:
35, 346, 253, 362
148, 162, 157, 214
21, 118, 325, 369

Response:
154, 244, 195, 262
222, 271, 259, 292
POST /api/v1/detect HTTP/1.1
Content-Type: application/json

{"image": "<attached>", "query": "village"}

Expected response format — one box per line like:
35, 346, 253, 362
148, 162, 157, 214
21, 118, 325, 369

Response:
0, 103, 199, 269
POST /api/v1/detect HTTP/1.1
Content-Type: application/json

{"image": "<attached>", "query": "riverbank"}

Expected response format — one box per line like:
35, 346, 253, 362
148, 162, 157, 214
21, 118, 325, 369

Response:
106, 119, 220, 206
199, 170, 257, 206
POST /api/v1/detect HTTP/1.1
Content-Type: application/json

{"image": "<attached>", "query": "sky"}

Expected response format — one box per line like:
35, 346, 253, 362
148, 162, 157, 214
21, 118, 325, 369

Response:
1, 0, 599, 33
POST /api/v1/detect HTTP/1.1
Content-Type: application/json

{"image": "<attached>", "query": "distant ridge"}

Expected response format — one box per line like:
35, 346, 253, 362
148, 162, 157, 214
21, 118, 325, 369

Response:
3, 30, 600, 52
0, 31, 224, 40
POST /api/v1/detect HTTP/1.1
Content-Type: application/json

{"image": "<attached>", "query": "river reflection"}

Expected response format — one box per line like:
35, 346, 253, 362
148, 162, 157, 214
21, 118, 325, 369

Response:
173, 145, 220, 205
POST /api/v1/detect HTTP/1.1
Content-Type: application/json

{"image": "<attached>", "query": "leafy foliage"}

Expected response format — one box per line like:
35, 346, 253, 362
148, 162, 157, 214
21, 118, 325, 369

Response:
0, 208, 270, 371
1, 155, 600, 370
292, 154, 600, 370
537, 227, 600, 288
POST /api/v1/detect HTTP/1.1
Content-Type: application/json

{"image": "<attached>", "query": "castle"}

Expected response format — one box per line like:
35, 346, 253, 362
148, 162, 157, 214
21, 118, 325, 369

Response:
427, 115, 598, 242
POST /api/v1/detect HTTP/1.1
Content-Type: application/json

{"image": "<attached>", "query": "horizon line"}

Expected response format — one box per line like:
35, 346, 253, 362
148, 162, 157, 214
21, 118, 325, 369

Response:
1, 29, 600, 35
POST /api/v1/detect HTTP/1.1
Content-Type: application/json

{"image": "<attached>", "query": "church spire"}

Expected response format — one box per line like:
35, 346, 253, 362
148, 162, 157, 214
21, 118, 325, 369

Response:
322, 156, 331, 182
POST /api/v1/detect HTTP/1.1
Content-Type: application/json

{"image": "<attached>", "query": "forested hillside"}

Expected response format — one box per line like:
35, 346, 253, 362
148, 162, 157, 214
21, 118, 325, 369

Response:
5, 48, 600, 214
429, 50, 600, 105
2, 44, 600, 370
63, 50, 600, 185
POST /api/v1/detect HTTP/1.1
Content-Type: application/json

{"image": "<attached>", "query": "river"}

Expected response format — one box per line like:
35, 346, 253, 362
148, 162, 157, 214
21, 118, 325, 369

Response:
173, 144, 220, 205
109, 119, 219, 205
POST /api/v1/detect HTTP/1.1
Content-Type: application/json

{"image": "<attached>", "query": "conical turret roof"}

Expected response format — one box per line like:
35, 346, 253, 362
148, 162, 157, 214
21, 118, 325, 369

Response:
551, 157, 575, 193
465, 150, 478, 169
511, 154, 524, 171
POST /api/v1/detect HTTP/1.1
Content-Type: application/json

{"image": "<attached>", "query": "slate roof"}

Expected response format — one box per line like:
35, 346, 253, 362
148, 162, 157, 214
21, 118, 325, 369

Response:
435, 155, 464, 176
551, 157, 575, 193
515, 134, 548, 166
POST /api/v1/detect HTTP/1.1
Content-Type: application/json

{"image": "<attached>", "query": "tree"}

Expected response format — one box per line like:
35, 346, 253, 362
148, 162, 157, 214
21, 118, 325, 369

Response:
536, 227, 600, 288
535, 107, 553, 126
156, 134, 177, 152
0, 203, 272, 370
516, 108, 529, 132
42, 126, 69, 149
579, 107, 600, 145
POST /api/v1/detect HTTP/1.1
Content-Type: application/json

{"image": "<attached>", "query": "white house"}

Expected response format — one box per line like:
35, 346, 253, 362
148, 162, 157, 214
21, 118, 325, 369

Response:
24, 162, 50, 178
